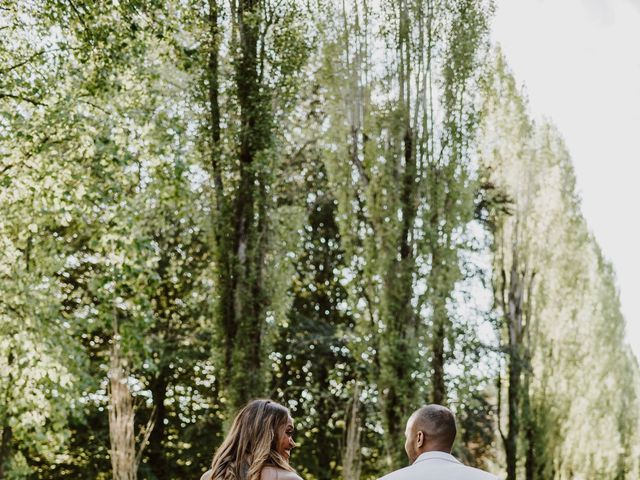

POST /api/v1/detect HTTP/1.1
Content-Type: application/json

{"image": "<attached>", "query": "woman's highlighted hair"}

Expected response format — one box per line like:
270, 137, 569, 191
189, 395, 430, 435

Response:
209, 399, 295, 480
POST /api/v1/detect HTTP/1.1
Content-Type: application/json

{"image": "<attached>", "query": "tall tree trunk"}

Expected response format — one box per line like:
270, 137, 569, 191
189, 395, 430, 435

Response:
0, 424, 11, 480
505, 347, 520, 480
147, 368, 168, 478
426, 175, 455, 407
343, 383, 362, 480
380, 191, 418, 466
109, 336, 137, 480
523, 354, 535, 480
209, 0, 272, 419
431, 296, 447, 404
108, 320, 155, 480
228, 0, 270, 413
503, 258, 531, 480
379, 179, 419, 468
315, 369, 333, 480
524, 419, 535, 480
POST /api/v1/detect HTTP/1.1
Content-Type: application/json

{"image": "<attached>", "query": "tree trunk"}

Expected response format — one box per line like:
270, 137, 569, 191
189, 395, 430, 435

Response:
343, 383, 362, 480
147, 369, 168, 478
315, 369, 333, 480
0, 424, 12, 480
505, 260, 526, 480
525, 420, 535, 480
228, 0, 269, 413
109, 341, 137, 480
380, 258, 417, 469
431, 295, 447, 404
505, 348, 520, 480
210, 0, 272, 419
523, 359, 535, 480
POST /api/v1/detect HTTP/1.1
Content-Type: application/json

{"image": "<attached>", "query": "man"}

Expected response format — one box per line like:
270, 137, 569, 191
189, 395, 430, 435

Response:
379, 404, 498, 480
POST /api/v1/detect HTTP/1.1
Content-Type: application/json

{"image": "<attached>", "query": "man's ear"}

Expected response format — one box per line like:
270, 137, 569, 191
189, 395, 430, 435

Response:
416, 431, 424, 448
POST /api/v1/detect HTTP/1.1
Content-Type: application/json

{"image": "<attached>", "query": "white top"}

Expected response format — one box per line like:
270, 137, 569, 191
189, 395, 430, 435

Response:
261, 466, 303, 480
379, 451, 499, 480
199, 466, 302, 480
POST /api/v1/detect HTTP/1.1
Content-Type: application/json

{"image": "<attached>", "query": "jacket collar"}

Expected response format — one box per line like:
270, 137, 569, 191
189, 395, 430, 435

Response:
413, 451, 462, 465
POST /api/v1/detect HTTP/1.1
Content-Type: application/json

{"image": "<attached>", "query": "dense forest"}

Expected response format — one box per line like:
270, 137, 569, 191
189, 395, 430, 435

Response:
1, 1, 639, 479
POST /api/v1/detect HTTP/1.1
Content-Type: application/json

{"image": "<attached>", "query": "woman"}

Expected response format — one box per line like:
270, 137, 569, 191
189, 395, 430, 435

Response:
200, 399, 302, 480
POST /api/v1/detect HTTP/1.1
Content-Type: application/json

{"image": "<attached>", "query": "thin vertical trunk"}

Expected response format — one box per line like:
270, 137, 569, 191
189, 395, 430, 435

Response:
208, 0, 224, 202
109, 333, 137, 480
108, 319, 155, 480
504, 256, 533, 480
426, 176, 451, 406
147, 369, 168, 478
431, 296, 447, 404
380, 135, 419, 465
523, 279, 536, 480
0, 423, 11, 480
208, 0, 238, 403
343, 383, 362, 480
210, 0, 272, 417
524, 418, 535, 480
229, 0, 268, 411
505, 348, 520, 480
315, 369, 333, 480
208, 0, 221, 163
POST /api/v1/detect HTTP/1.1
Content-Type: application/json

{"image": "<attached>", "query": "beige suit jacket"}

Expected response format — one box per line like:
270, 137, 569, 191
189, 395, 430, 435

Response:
379, 451, 499, 480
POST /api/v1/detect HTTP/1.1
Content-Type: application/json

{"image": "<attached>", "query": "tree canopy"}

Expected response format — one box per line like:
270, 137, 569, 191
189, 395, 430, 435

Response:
1, 1, 638, 479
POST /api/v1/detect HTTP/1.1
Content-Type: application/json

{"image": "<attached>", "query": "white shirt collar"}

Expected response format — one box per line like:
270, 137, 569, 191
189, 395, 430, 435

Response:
413, 451, 462, 465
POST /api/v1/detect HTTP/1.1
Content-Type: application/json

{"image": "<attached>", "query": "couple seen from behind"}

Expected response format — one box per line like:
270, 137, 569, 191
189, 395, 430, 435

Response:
200, 399, 498, 480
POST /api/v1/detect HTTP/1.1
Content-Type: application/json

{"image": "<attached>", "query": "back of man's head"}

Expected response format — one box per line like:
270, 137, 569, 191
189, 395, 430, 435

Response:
408, 404, 457, 455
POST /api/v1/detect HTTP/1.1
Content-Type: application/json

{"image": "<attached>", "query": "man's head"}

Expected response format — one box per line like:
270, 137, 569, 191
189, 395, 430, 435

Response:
404, 404, 457, 463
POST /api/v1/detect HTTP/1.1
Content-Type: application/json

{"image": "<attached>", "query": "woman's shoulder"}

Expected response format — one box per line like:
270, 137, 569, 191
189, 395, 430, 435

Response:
261, 466, 302, 480
200, 469, 213, 480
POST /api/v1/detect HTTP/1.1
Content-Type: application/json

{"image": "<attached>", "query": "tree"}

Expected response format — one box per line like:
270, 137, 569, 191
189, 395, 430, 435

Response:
319, 0, 492, 468
479, 50, 640, 479
206, 0, 310, 419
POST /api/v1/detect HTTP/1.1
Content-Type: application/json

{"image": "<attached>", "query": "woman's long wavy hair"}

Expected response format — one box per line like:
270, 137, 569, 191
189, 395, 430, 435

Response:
210, 399, 295, 480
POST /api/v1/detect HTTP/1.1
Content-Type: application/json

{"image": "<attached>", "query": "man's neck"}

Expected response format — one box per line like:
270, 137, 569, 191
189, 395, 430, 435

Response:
418, 446, 451, 456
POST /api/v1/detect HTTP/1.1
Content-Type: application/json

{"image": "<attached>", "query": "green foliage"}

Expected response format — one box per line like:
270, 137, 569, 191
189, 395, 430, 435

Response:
1, 2, 639, 480
479, 50, 640, 480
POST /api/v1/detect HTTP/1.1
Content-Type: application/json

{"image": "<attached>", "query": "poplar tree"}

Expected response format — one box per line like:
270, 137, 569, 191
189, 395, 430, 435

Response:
320, 0, 491, 467
479, 50, 640, 480
206, 0, 310, 417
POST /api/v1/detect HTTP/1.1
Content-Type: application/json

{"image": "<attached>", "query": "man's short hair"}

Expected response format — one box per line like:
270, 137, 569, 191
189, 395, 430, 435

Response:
411, 404, 457, 450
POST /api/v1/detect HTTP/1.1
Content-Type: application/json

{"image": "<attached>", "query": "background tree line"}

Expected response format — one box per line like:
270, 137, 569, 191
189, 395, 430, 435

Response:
1, 1, 638, 479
